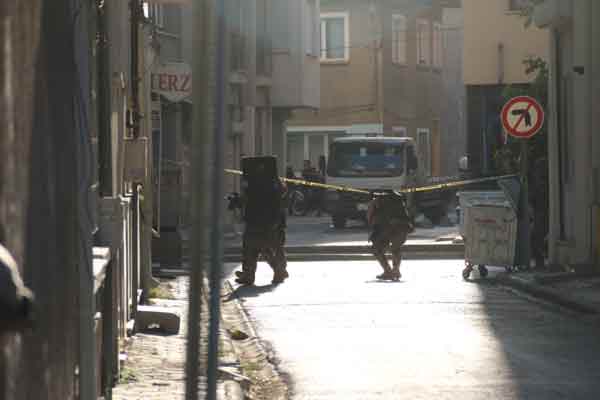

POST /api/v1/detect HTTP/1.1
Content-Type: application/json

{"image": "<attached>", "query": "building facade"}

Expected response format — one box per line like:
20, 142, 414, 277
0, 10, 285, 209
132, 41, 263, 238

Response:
0, 1, 155, 398
439, 6, 466, 176
533, 0, 600, 267
147, 0, 321, 251
287, 0, 460, 178
462, 0, 549, 176
144, 2, 193, 265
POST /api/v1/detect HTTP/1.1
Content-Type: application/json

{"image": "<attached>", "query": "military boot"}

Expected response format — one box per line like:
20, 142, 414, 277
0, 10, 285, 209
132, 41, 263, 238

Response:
391, 257, 402, 281
272, 268, 289, 284
390, 268, 401, 281
235, 270, 255, 286
374, 252, 394, 281
376, 270, 395, 281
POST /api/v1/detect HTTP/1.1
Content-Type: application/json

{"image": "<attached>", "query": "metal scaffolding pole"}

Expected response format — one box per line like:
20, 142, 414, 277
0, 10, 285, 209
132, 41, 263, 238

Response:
207, 0, 226, 397
185, 0, 211, 399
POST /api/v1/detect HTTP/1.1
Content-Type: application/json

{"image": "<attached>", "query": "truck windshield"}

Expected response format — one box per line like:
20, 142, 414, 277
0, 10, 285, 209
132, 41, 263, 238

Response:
327, 142, 405, 177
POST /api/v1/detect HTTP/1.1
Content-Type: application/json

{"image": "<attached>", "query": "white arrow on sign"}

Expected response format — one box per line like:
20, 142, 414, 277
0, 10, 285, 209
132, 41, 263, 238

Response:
501, 96, 544, 139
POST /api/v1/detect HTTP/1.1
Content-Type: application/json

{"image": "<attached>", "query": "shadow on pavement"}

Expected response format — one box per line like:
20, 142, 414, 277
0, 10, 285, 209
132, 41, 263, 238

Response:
224, 283, 279, 302
476, 267, 600, 399
364, 280, 406, 284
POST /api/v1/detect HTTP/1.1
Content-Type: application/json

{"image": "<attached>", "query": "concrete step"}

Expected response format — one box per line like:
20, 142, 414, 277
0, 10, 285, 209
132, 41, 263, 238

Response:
135, 305, 181, 335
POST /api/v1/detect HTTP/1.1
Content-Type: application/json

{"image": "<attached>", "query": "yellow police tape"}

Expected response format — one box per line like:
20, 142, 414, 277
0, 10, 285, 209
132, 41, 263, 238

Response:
224, 168, 517, 196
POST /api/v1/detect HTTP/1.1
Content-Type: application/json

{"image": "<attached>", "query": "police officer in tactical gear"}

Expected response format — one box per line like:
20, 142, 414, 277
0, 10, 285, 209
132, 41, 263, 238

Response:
367, 191, 413, 281
234, 156, 289, 286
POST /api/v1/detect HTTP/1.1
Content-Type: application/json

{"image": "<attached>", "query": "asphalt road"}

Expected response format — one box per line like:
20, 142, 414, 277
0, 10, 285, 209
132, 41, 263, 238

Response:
227, 260, 600, 400
227, 215, 461, 248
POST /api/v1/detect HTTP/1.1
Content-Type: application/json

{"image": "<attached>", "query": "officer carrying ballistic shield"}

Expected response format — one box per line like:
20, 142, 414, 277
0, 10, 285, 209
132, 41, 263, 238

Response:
233, 156, 289, 285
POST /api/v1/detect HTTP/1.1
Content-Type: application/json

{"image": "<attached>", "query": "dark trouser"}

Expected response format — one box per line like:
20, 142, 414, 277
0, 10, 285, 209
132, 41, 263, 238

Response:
241, 226, 287, 279
531, 210, 548, 268
370, 224, 409, 273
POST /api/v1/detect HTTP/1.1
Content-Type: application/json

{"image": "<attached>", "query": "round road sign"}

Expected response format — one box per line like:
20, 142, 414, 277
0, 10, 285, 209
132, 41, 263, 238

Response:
501, 96, 544, 139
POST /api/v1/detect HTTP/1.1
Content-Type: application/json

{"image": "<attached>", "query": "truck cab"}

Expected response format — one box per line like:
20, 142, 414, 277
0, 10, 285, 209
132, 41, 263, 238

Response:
324, 136, 419, 229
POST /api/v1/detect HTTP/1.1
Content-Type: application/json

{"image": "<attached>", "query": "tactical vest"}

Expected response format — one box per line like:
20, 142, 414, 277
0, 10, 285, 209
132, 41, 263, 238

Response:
374, 194, 410, 227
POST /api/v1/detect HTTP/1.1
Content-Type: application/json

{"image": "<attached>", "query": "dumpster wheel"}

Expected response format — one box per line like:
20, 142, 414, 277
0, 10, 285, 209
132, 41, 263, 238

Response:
478, 265, 488, 278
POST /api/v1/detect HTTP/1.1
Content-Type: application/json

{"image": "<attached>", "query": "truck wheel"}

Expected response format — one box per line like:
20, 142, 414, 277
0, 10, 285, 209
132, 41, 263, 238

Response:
332, 216, 346, 230
290, 190, 306, 216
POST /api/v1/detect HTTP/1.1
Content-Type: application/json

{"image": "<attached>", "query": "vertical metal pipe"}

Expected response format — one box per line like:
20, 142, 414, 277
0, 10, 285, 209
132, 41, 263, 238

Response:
185, 0, 210, 399
131, 0, 140, 138
520, 139, 531, 267
207, 0, 226, 398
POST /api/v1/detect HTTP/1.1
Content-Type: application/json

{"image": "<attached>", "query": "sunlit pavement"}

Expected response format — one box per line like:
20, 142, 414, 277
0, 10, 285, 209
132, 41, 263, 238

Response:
227, 260, 600, 400
226, 216, 461, 248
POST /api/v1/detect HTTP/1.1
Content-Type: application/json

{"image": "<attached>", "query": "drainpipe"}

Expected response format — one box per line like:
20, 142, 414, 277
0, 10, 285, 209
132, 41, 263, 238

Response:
130, 0, 141, 139
497, 42, 505, 84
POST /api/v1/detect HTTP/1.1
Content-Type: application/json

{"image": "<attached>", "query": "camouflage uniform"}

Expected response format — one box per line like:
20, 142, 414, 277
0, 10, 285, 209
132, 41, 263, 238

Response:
235, 156, 289, 285
239, 223, 288, 285
368, 193, 413, 281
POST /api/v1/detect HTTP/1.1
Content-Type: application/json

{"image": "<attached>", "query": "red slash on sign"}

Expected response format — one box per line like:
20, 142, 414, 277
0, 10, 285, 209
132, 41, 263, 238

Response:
501, 96, 544, 139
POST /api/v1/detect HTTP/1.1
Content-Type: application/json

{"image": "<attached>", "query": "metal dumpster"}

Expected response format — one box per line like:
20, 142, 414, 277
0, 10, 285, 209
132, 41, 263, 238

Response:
458, 191, 518, 279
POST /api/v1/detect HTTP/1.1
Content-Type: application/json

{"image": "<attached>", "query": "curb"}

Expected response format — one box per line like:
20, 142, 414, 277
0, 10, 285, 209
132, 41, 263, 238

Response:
533, 271, 600, 285
221, 280, 288, 400
497, 273, 599, 315
222, 251, 464, 263
224, 243, 464, 254
199, 281, 246, 400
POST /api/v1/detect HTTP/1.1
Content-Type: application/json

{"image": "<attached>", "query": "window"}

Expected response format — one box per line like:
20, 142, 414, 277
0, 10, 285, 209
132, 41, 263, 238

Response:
327, 141, 406, 178
320, 12, 350, 62
144, 3, 164, 28
433, 22, 443, 68
305, 0, 319, 56
392, 14, 407, 65
416, 19, 430, 66
391, 126, 407, 137
417, 128, 431, 176
508, 0, 530, 11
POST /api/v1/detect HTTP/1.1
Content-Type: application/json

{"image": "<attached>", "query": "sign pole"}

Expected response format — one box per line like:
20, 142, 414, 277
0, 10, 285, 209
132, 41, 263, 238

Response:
519, 139, 530, 268
501, 96, 544, 269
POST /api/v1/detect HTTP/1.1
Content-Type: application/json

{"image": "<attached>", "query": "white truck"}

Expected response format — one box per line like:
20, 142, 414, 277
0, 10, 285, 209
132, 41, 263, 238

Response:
324, 136, 453, 229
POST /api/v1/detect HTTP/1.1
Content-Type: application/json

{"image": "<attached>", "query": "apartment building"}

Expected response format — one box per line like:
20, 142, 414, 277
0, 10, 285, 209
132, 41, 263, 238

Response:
462, 0, 549, 176
147, 0, 321, 258
143, 2, 192, 265
533, 0, 600, 267
287, 0, 460, 178
440, 6, 465, 176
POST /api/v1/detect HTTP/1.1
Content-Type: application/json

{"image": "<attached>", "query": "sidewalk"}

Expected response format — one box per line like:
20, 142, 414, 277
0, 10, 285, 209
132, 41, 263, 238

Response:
112, 277, 244, 400
498, 267, 600, 315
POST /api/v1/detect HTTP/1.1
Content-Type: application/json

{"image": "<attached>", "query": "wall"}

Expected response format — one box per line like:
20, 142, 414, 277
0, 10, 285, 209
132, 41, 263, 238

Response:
540, 0, 600, 266
463, 0, 549, 85
291, 0, 379, 128
271, 0, 320, 110
439, 7, 465, 176
381, 0, 446, 176
0, 2, 84, 399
